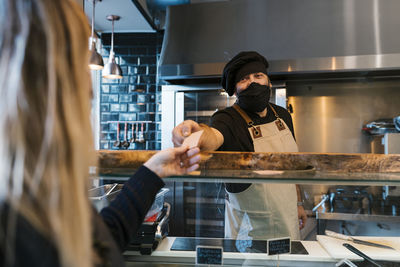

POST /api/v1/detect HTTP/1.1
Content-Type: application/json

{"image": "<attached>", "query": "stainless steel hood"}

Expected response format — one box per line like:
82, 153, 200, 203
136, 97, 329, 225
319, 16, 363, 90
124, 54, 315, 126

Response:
159, 0, 400, 80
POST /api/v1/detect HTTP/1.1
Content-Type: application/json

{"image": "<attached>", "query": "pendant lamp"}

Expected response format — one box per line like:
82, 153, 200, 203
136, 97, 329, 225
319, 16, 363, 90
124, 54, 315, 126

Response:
88, 0, 104, 70
102, 15, 123, 79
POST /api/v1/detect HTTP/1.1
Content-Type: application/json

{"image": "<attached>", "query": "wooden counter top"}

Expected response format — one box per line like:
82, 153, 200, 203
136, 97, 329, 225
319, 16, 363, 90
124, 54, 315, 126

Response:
97, 150, 400, 175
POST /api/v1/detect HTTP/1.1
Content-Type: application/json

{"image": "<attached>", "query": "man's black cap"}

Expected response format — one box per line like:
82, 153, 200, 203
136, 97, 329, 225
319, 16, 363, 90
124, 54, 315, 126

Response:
221, 51, 269, 96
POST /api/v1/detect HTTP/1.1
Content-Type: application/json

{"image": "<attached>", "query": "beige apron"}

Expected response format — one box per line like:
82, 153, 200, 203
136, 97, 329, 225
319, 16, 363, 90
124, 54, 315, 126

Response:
224, 104, 300, 240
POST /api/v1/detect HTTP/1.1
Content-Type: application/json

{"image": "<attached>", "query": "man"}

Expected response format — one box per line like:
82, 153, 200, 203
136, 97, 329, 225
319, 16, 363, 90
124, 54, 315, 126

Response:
172, 51, 307, 240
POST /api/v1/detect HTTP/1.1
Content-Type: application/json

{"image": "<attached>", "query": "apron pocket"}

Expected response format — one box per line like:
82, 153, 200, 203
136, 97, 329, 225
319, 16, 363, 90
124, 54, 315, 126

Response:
226, 206, 276, 240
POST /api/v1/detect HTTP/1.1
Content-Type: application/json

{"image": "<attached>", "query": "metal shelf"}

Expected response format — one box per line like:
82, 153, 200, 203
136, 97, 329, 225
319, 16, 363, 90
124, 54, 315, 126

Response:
106, 120, 153, 124
316, 212, 400, 223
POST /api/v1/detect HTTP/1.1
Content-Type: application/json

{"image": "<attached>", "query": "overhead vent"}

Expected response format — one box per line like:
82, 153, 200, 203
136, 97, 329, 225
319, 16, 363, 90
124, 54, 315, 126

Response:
159, 0, 400, 80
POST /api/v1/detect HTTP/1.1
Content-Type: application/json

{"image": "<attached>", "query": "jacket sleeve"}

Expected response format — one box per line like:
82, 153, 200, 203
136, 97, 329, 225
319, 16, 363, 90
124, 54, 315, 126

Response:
100, 166, 165, 251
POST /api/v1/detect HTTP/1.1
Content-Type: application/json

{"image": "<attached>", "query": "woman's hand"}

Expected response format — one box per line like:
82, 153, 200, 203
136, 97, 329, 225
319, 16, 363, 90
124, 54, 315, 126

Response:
144, 146, 201, 178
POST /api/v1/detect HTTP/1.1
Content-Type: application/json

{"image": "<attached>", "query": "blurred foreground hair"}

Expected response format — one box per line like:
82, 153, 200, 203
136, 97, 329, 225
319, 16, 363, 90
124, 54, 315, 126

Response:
0, 0, 95, 266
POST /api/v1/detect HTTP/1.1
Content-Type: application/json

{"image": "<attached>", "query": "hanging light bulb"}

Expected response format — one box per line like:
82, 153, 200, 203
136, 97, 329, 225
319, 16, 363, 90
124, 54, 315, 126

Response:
103, 15, 122, 79
88, 0, 104, 70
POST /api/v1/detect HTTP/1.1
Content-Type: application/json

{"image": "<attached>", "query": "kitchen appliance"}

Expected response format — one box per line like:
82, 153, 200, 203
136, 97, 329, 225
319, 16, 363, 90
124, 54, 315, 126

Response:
89, 185, 169, 219
363, 119, 400, 135
328, 187, 372, 214
322, 186, 400, 216
395, 116, 400, 132
89, 185, 171, 254
129, 203, 170, 255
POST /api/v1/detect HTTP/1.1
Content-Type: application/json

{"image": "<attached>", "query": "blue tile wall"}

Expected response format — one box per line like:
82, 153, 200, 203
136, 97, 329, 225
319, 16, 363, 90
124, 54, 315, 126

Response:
100, 32, 163, 150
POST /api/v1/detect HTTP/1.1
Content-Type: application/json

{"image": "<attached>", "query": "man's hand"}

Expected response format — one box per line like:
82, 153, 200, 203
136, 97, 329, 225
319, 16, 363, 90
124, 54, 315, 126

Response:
298, 205, 307, 230
144, 146, 201, 178
172, 120, 203, 147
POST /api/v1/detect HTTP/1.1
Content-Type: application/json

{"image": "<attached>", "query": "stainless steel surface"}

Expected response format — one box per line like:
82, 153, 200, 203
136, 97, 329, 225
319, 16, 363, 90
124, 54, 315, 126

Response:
104, 183, 118, 196
133, 0, 190, 30
288, 79, 400, 153
316, 212, 400, 223
164, 171, 400, 186
383, 133, 400, 154
156, 203, 171, 240
312, 194, 330, 213
160, 0, 400, 77
84, 0, 154, 33
185, 110, 216, 117
160, 54, 400, 79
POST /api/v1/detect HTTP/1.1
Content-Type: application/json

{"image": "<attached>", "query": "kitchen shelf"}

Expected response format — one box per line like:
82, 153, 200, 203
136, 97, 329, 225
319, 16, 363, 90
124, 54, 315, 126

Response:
185, 110, 217, 117
106, 120, 153, 124
316, 212, 400, 223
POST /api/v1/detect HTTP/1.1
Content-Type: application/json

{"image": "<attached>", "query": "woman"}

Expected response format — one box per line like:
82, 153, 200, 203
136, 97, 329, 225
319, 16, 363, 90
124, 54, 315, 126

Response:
0, 0, 200, 266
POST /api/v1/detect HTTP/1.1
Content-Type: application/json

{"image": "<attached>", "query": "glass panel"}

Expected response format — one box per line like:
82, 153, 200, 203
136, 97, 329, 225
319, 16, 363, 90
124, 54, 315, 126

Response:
97, 152, 400, 265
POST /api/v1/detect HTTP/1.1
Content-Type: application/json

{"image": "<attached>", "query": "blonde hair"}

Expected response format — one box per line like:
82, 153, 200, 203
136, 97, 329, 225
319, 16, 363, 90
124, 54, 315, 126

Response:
0, 0, 95, 266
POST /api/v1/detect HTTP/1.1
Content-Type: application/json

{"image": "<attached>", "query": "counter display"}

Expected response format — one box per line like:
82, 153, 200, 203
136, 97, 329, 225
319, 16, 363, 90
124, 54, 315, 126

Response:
94, 150, 400, 266
97, 150, 400, 184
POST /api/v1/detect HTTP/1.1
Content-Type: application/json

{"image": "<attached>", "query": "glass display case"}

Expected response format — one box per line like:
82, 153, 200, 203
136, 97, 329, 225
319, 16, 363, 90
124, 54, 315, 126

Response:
96, 150, 400, 267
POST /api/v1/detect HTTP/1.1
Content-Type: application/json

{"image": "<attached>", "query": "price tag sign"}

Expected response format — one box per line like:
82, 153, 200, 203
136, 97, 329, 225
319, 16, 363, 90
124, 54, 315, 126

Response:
267, 237, 291, 256
196, 246, 223, 265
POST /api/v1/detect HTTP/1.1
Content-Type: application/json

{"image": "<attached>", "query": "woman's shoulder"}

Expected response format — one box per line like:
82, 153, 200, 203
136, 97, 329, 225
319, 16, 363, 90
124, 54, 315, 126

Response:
0, 204, 60, 267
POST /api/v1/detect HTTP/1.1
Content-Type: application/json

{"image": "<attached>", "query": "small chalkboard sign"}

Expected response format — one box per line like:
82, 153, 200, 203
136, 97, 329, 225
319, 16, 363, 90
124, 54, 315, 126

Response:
267, 237, 291, 256
196, 246, 223, 265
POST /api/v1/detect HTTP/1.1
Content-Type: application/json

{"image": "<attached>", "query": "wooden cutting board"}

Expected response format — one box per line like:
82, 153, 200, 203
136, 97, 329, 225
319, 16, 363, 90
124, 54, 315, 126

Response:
317, 235, 400, 261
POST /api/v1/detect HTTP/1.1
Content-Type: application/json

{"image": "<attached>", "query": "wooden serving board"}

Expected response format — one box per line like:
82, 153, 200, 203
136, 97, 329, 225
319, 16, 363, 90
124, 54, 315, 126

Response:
317, 235, 400, 261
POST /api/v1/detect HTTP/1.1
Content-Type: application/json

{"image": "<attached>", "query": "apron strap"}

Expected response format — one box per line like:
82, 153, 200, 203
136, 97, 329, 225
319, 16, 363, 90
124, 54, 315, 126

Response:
232, 104, 254, 126
233, 103, 286, 137
233, 103, 281, 123
268, 104, 281, 119
232, 104, 263, 137
268, 104, 287, 131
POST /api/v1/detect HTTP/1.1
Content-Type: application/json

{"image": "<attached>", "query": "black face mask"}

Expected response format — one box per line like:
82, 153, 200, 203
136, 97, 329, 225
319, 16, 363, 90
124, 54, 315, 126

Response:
236, 82, 271, 113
